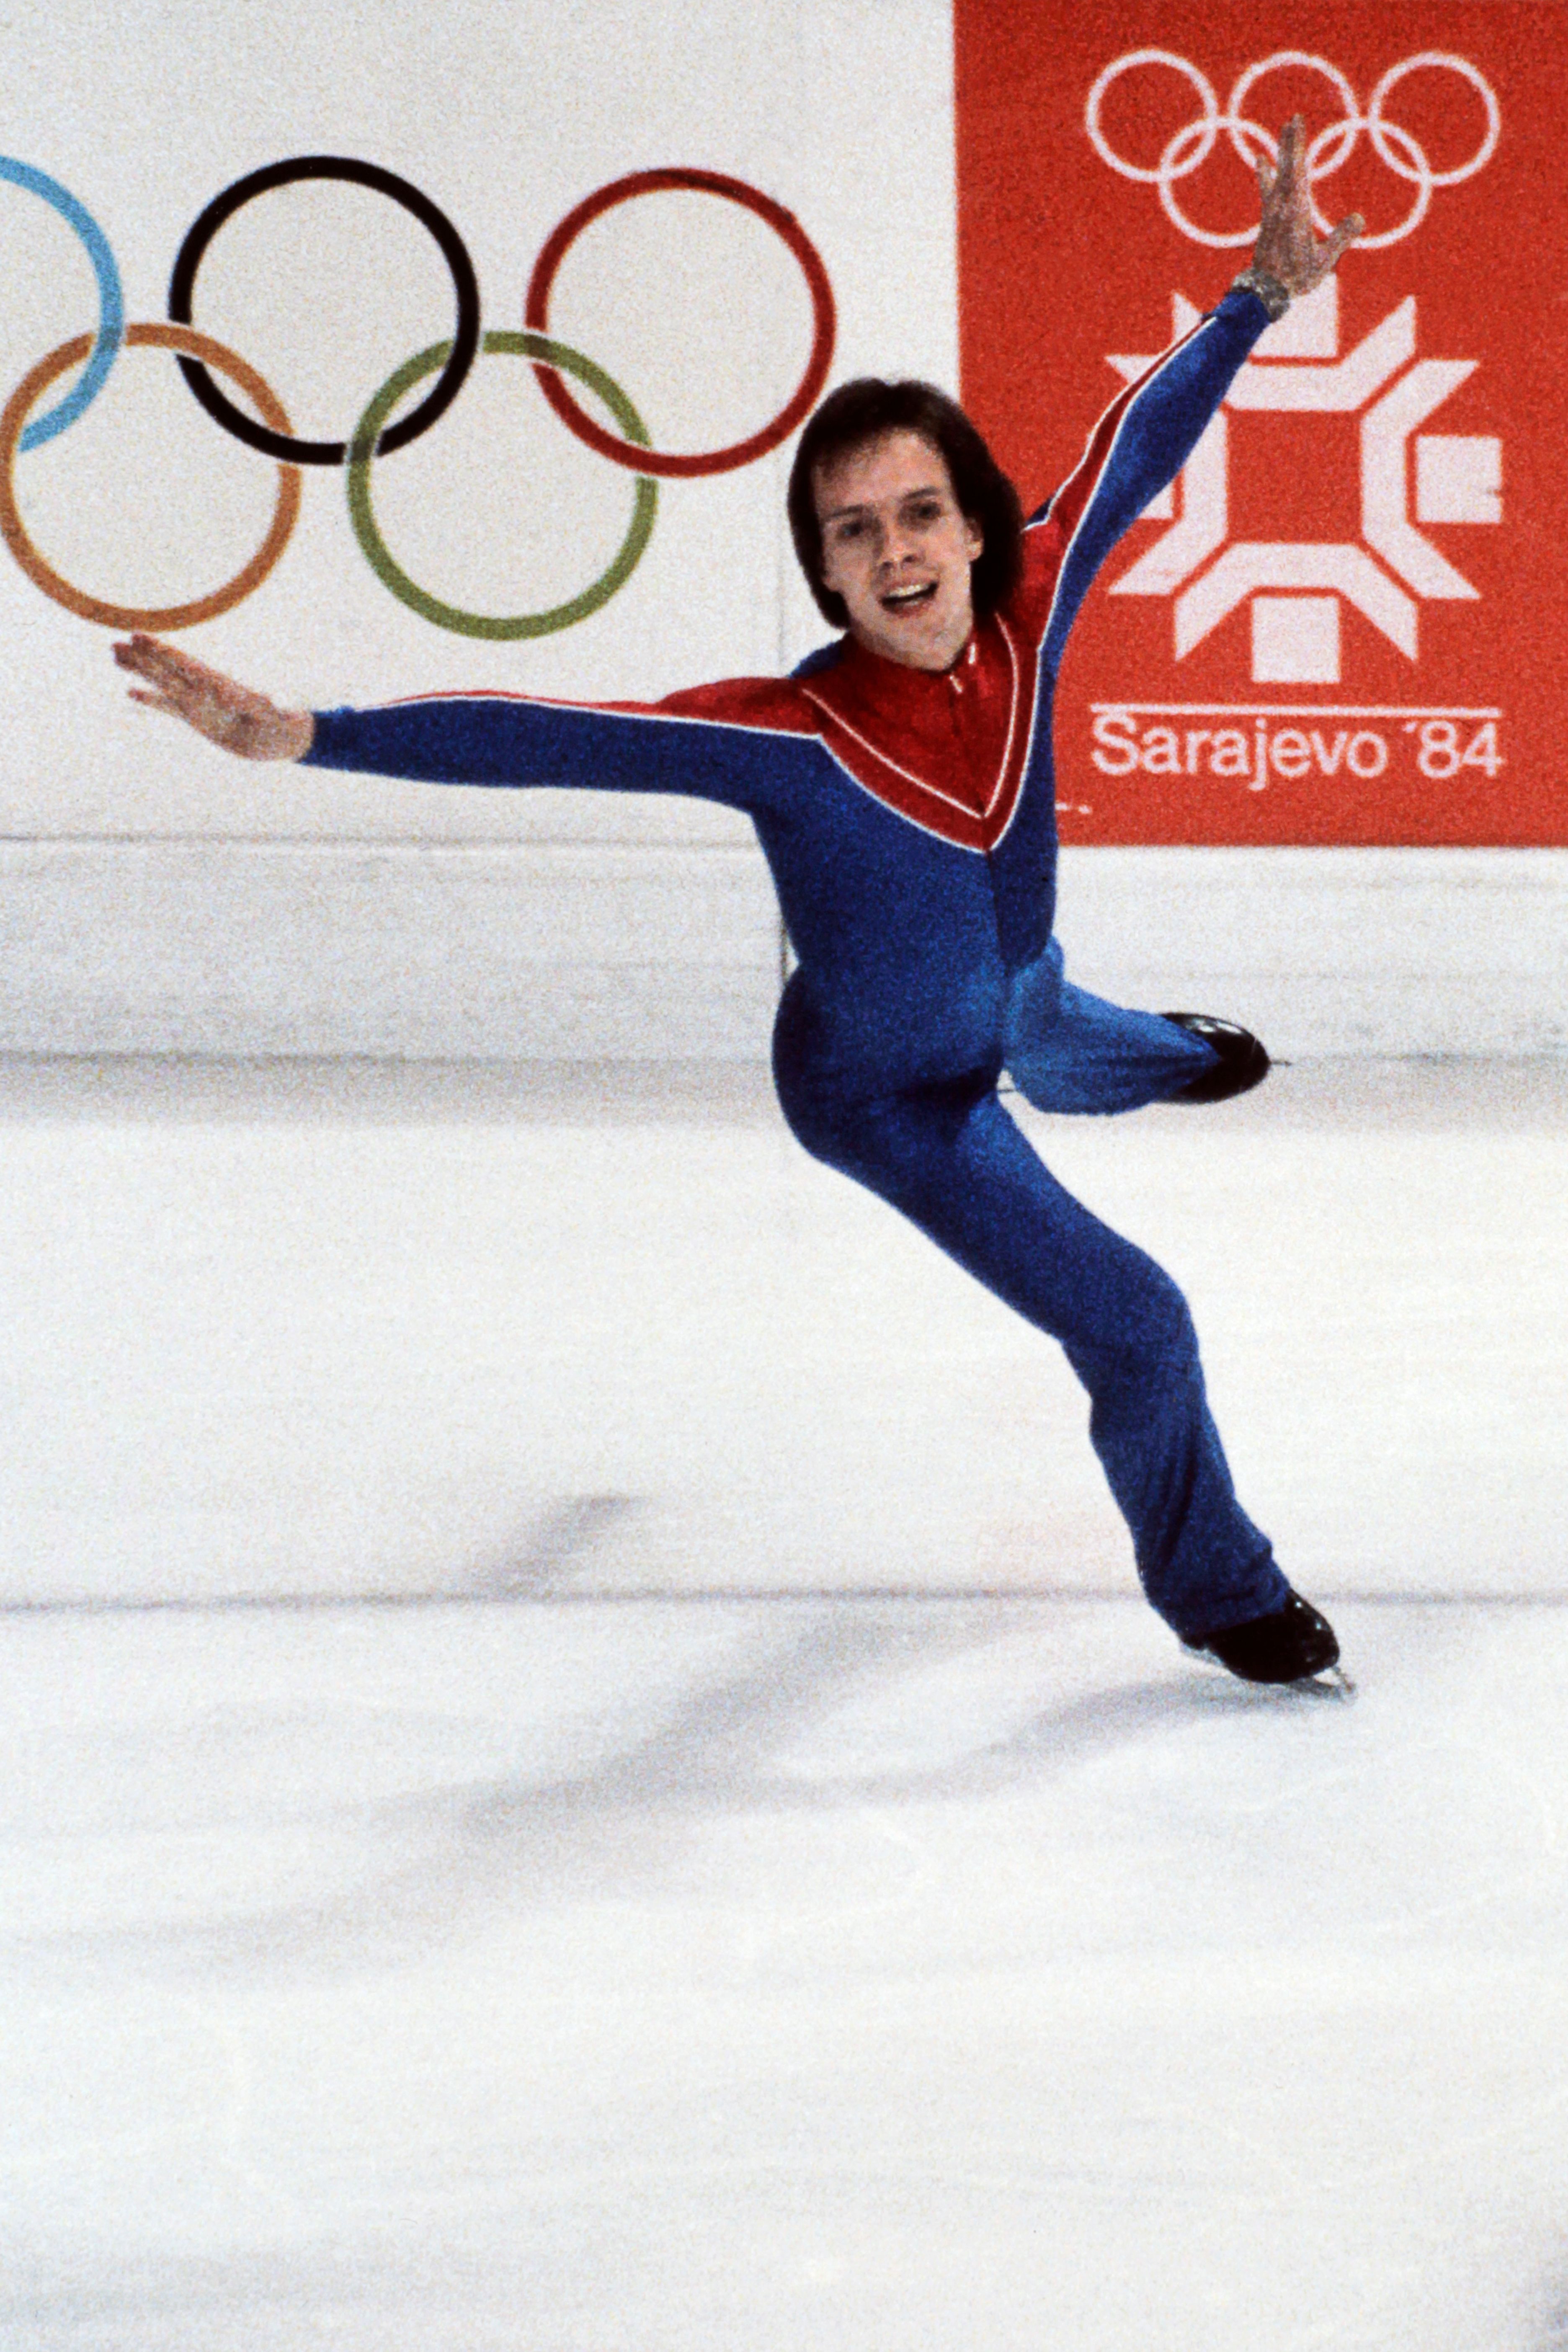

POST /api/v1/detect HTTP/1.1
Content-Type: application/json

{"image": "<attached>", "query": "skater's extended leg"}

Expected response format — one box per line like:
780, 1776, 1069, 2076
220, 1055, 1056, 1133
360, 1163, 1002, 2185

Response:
1005, 941, 1266, 1115
776, 1050, 1287, 1642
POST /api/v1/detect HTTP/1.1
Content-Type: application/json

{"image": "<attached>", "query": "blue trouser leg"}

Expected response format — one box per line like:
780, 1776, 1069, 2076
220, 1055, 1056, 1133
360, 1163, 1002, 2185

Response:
775, 1050, 1286, 1641
1005, 940, 1220, 1116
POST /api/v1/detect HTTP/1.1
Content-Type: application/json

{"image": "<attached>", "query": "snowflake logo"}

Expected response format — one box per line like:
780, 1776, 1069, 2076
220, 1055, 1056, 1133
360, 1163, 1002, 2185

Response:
1106, 280, 1501, 682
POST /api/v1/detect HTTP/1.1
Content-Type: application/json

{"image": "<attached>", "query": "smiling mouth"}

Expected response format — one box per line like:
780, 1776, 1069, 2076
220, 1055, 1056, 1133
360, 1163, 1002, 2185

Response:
880, 582, 937, 613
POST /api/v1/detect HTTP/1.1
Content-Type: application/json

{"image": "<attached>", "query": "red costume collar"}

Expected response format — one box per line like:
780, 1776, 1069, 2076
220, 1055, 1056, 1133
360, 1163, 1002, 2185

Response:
797, 611, 1038, 853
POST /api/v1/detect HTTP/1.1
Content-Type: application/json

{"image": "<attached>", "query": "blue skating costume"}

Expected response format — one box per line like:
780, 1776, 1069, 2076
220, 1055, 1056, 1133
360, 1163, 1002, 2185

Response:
305, 283, 1289, 1643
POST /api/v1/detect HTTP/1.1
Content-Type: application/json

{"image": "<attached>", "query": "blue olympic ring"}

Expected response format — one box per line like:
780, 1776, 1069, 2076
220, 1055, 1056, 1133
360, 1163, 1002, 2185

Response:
0, 157, 124, 451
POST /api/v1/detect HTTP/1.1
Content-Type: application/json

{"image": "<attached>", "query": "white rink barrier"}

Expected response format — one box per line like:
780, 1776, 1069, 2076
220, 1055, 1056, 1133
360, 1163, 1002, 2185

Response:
0, 840, 1563, 1061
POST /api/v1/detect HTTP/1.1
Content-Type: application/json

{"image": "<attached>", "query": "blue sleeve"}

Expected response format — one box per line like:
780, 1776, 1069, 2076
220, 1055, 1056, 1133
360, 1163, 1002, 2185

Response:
303, 693, 786, 815
1038, 283, 1272, 668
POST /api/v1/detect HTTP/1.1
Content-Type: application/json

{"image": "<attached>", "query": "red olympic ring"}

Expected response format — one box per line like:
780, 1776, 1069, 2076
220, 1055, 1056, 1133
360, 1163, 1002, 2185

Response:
524, 168, 836, 479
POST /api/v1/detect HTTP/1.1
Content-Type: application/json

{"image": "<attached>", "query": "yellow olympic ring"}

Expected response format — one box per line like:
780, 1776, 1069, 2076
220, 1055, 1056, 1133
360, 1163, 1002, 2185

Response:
0, 323, 301, 630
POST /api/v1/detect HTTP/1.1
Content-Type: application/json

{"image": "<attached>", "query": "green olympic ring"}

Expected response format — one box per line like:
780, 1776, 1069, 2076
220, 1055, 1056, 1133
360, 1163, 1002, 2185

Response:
346, 329, 657, 640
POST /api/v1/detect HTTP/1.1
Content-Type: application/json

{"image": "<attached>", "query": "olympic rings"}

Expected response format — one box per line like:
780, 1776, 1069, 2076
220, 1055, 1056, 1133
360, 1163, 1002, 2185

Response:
1, 151, 835, 633
0, 324, 300, 630
346, 330, 657, 640
1084, 49, 1501, 249
525, 168, 836, 477
168, 156, 482, 465
0, 157, 124, 451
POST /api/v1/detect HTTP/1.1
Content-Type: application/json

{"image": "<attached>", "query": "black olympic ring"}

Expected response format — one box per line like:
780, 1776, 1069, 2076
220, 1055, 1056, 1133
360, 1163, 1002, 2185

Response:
167, 155, 482, 466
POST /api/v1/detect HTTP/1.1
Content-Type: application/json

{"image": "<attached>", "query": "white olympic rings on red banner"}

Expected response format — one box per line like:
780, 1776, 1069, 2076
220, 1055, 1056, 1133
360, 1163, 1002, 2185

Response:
1085, 49, 1500, 250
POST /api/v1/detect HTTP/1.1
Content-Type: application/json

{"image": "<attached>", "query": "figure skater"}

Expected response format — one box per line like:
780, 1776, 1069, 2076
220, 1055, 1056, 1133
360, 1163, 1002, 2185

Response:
114, 119, 1360, 1683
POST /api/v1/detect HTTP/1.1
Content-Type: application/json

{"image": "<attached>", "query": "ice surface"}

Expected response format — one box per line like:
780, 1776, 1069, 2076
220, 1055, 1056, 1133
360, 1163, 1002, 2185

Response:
2, 1055, 1566, 2350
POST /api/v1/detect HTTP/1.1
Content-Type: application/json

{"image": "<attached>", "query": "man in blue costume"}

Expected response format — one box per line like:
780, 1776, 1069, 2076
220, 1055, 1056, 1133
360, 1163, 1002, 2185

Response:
115, 120, 1360, 1684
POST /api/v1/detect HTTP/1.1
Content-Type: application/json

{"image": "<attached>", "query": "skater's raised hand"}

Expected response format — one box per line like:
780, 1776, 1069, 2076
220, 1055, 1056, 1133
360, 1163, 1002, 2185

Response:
1251, 114, 1362, 296
112, 634, 314, 761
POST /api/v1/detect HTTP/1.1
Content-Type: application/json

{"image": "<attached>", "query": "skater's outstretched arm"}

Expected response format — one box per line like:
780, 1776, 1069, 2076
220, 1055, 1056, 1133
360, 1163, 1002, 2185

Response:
111, 631, 813, 811
1034, 116, 1362, 662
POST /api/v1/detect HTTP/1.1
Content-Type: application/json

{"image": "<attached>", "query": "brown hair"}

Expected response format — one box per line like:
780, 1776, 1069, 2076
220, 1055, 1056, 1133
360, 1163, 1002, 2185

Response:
787, 378, 1025, 629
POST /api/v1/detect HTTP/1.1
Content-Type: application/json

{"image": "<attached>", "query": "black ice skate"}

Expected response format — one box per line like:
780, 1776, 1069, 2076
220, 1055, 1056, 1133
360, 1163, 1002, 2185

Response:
1186, 1590, 1349, 1691
1161, 1013, 1271, 1103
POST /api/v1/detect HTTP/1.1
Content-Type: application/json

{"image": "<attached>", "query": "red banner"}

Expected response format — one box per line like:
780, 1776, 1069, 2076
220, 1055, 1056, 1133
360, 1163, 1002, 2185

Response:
954, 1, 1563, 844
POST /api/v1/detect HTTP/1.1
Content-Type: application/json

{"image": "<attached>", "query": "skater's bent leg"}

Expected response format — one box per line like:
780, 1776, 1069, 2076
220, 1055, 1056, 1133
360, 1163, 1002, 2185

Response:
779, 1062, 1285, 1641
1005, 940, 1219, 1116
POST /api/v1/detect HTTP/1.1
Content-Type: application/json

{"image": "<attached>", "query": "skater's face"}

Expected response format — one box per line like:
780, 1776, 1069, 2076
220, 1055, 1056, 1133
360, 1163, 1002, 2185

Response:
813, 431, 984, 672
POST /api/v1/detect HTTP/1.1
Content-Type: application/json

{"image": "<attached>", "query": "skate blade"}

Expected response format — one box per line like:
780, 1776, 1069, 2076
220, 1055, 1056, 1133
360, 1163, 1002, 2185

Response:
1292, 1663, 1357, 1702
1184, 1648, 1357, 1701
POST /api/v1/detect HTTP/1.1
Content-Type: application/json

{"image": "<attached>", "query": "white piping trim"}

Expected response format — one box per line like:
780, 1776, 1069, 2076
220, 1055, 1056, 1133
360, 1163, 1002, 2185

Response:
1045, 312, 1209, 527
357, 679, 992, 850
985, 650, 1047, 855
1038, 315, 1216, 662
981, 618, 1022, 818
797, 689, 984, 820
377, 687, 818, 745
367, 679, 1006, 855
810, 732, 990, 851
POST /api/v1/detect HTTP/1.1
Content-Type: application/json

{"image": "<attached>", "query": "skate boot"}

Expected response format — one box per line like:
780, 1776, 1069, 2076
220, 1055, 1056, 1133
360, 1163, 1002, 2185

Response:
1186, 1590, 1346, 1687
1161, 1013, 1270, 1103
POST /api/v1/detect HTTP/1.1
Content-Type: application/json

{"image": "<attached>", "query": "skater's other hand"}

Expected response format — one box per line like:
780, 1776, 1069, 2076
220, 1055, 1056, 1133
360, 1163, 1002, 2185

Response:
112, 634, 314, 761
1252, 115, 1362, 295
